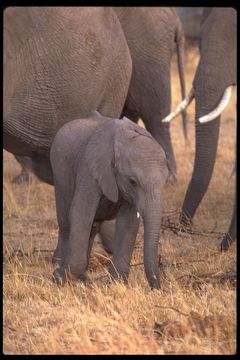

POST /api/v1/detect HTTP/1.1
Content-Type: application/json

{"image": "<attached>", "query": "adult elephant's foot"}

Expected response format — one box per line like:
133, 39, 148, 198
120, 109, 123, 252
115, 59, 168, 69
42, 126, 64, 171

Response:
12, 170, 29, 184
52, 267, 90, 287
167, 172, 178, 185
179, 211, 193, 232
220, 233, 234, 251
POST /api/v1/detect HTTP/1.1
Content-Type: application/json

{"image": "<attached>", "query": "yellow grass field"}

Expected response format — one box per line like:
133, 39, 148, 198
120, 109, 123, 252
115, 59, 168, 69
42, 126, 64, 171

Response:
3, 45, 236, 355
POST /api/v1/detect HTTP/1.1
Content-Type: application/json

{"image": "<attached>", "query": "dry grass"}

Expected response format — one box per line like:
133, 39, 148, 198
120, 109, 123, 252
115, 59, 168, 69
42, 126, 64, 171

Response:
3, 46, 236, 355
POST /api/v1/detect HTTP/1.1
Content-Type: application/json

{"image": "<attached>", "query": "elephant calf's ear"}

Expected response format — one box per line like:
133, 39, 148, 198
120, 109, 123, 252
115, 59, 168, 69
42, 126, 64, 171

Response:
85, 126, 119, 203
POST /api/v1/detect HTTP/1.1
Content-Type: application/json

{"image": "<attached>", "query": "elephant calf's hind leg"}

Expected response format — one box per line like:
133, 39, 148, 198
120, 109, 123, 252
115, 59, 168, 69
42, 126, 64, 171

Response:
108, 203, 139, 284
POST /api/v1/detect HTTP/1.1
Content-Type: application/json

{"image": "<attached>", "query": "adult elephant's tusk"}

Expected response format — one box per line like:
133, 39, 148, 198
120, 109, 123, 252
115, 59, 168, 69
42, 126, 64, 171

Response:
198, 86, 233, 123
162, 88, 195, 123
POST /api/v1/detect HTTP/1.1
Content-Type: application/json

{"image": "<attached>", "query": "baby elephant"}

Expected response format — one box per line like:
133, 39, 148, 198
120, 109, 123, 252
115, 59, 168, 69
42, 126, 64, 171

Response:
50, 111, 168, 289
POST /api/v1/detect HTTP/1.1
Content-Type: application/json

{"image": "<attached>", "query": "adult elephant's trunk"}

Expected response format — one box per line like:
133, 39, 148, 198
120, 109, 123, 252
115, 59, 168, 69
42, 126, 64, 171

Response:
181, 114, 221, 223
142, 200, 163, 289
180, 9, 236, 224
180, 66, 228, 223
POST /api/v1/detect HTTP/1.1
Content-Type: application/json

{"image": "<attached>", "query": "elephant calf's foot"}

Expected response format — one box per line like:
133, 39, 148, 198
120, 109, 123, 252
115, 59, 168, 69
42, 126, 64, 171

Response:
108, 263, 129, 285
52, 255, 62, 266
52, 267, 90, 287
220, 233, 234, 252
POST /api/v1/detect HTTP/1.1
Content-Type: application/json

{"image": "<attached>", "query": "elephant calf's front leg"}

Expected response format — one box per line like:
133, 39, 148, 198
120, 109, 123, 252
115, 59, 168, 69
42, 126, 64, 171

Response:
52, 229, 68, 266
108, 203, 140, 284
53, 182, 100, 286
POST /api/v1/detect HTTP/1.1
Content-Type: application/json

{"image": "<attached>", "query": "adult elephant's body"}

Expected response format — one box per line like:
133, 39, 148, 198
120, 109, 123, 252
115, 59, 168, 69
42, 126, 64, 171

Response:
10, 7, 188, 184
113, 7, 187, 178
4, 7, 132, 183
164, 8, 236, 249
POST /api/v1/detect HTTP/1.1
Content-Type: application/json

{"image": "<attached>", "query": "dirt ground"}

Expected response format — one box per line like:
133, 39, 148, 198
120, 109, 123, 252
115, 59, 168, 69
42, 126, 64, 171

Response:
3, 44, 236, 354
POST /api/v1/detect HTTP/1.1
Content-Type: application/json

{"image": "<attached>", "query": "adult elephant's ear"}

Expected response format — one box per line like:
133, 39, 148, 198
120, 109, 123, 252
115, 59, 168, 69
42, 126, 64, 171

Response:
85, 122, 119, 203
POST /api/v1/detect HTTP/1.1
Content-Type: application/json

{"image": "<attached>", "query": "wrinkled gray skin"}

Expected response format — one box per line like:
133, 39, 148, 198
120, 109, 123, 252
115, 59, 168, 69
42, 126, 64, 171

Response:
179, 8, 236, 250
4, 7, 132, 183
50, 111, 168, 289
11, 6, 188, 184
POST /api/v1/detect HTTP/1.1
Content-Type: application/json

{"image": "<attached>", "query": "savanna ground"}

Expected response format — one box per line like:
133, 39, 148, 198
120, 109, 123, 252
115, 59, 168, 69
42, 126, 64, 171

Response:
3, 43, 236, 355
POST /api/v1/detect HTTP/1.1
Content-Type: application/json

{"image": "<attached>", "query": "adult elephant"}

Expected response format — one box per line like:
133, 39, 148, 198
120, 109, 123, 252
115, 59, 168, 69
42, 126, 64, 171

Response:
163, 8, 236, 250
113, 6, 188, 180
3, 7, 132, 183
10, 6, 188, 184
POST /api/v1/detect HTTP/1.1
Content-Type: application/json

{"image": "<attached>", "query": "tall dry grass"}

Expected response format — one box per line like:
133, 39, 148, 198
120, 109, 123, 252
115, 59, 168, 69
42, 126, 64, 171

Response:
3, 45, 236, 355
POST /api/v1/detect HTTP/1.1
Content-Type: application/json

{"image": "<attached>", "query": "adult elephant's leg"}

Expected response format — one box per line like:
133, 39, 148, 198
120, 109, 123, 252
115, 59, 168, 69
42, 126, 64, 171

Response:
13, 155, 31, 183
108, 202, 139, 284
138, 66, 176, 181
13, 153, 54, 185
220, 195, 236, 251
29, 153, 54, 185
120, 104, 139, 124
146, 120, 176, 182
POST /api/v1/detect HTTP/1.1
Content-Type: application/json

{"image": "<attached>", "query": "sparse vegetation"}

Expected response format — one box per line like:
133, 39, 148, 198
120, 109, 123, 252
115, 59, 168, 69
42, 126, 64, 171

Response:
3, 46, 236, 354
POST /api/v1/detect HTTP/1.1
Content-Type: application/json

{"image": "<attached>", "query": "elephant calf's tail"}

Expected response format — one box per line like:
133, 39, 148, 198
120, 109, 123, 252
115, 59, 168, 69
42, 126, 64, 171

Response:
175, 19, 189, 144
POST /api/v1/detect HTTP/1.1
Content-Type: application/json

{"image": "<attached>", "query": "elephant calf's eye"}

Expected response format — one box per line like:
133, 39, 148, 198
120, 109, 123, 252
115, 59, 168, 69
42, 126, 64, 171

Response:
129, 177, 137, 186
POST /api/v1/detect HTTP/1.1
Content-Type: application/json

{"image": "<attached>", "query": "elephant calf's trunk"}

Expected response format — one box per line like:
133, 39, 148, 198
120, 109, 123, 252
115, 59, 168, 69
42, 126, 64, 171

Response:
143, 209, 162, 289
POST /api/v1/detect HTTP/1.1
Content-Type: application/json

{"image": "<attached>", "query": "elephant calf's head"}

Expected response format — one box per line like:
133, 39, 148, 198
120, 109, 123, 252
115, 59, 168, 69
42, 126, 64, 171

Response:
86, 117, 168, 209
